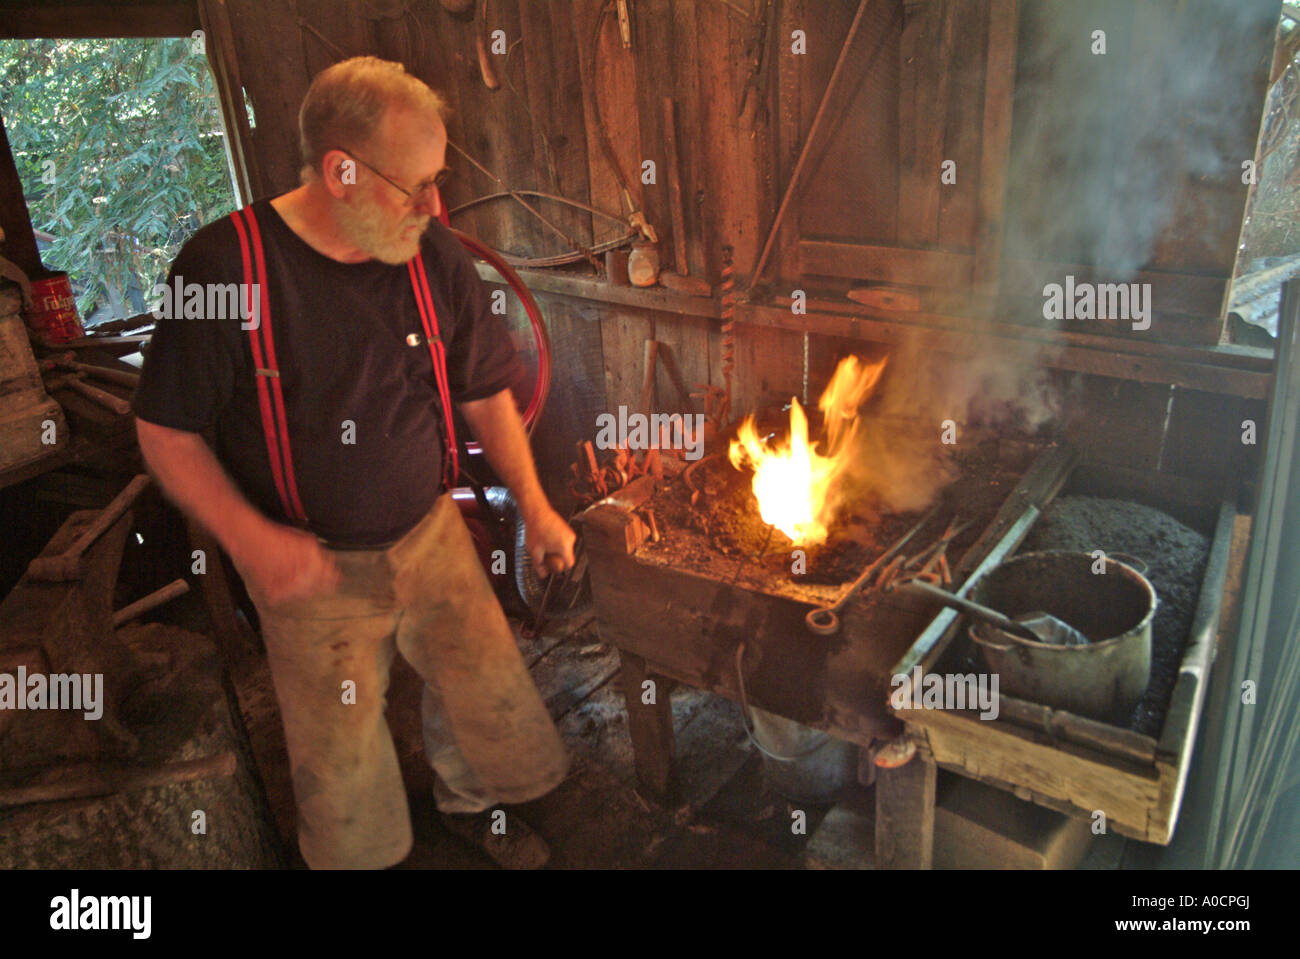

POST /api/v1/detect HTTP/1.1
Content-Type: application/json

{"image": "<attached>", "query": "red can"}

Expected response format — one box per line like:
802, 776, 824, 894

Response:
24, 271, 85, 344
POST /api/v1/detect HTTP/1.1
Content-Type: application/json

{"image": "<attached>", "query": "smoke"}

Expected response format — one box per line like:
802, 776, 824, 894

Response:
831, 0, 1274, 516
1001, 0, 1272, 283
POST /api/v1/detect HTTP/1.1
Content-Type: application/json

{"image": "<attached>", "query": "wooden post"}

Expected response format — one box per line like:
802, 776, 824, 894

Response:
618, 649, 676, 804
875, 750, 936, 869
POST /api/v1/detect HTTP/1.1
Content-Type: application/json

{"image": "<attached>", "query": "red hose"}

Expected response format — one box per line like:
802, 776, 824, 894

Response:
450, 228, 551, 436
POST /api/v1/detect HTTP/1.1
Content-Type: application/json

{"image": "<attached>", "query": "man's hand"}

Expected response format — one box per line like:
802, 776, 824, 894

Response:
229, 522, 341, 607
523, 504, 576, 578
459, 389, 575, 578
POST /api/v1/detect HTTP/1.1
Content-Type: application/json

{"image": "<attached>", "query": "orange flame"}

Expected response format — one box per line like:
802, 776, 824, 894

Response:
728, 356, 887, 545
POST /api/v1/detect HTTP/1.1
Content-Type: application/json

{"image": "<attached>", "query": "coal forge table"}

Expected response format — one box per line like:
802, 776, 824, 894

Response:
579, 443, 1239, 868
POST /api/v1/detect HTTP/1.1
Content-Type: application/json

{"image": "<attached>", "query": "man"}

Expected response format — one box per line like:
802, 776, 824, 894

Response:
133, 57, 574, 869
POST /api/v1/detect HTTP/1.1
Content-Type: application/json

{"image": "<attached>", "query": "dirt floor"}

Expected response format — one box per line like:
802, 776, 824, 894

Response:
230, 603, 832, 869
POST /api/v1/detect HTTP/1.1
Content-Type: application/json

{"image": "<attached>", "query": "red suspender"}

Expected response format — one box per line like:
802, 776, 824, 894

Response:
408, 252, 459, 487
231, 206, 460, 527
232, 206, 308, 525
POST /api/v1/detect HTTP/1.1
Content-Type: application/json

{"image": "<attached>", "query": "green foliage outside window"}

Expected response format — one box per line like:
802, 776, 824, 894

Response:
1, 37, 236, 317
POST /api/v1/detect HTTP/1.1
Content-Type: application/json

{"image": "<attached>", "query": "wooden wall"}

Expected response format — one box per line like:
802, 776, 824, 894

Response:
0, 0, 1281, 504
202, 0, 1280, 500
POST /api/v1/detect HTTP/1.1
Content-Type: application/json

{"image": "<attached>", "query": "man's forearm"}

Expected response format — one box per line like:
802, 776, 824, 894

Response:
134, 417, 271, 565
458, 389, 550, 519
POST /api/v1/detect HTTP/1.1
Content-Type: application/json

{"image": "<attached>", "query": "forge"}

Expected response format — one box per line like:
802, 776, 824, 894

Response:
580, 397, 1234, 867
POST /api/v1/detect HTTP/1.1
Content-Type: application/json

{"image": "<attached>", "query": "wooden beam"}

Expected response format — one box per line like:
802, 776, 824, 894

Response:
0, 1, 200, 39
799, 239, 975, 287
741, 299, 1273, 398
875, 750, 936, 868
474, 261, 719, 319
617, 650, 676, 804
0, 111, 42, 277
1001, 258, 1228, 320
197, 0, 259, 203
973, 0, 1019, 291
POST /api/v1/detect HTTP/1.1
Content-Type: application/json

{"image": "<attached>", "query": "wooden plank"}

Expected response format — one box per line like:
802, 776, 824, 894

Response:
737, 300, 1273, 399
800, 240, 975, 287
972, 0, 1018, 290
999, 1, 1136, 271
937, 0, 987, 250
197, 0, 260, 203
0, 1, 200, 39
617, 649, 676, 803
293, 0, 370, 77
517, 0, 596, 248
896, 0, 952, 250
668, 0, 705, 279
630, 0, 671, 270
599, 309, 654, 416
1000, 259, 1228, 320
792, 0, 900, 262
776, 292, 1273, 372
416, 0, 492, 245
1150, 496, 1238, 842
908, 706, 1164, 842
1063, 378, 1170, 474
477, 261, 718, 316
649, 313, 708, 417
774, 0, 804, 283
732, 321, 804, 418
528, 293, 607, 511
697, 0, 773, 283
1160, 388, 1261, 482
225, 0, 310, 196
874, 750, 936, 869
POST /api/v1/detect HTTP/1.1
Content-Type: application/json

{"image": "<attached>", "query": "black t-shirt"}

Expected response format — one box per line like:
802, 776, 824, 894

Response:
133, 198, 522, 546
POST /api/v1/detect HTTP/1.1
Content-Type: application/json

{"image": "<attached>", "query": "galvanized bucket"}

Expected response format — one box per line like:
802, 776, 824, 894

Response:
746, 705, 856, 804
967, 551, 1156, 725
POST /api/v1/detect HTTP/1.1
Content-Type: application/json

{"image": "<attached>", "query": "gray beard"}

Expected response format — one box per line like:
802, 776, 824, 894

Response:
335, 197, 430, 265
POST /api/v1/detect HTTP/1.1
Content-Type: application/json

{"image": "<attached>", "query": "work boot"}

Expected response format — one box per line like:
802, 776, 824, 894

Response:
440, 808, 550, 869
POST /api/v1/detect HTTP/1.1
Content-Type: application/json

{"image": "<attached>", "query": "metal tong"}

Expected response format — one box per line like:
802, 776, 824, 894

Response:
894, 516, 971, 588
805, 506, 940, 636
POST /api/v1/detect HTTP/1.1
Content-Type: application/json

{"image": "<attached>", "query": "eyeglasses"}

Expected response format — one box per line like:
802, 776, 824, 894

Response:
335, 148, 452, 207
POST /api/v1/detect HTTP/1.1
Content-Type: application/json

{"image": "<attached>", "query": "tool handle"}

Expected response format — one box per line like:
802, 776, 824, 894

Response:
112, 578, 190, 627
898, 580, 1040, 642
71, 362, 140, 389
63, 375, 132, 415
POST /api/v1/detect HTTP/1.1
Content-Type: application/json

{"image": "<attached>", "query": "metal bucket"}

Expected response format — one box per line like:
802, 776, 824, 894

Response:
967, 551, 1156, 725
746, 706, 856, 805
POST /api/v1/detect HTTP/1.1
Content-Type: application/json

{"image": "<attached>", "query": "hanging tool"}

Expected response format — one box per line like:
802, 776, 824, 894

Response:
476, 0, 501, 89
718, 245, 737, 428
